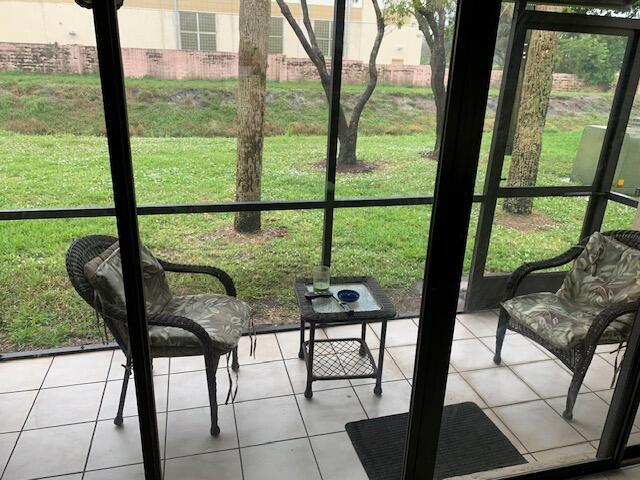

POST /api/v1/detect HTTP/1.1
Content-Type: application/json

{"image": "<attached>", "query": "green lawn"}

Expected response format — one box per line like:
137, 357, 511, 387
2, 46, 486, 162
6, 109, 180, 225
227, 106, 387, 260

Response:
0, 128, 636, 352
0, 71, 635, 351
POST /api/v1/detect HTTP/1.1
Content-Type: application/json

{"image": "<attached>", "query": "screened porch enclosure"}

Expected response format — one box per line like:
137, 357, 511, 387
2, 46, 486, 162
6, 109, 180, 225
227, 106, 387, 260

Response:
2, 0, 640, 479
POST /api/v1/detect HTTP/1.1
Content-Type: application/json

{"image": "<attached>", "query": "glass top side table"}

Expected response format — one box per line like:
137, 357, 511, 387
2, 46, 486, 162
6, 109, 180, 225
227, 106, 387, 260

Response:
293, 276, 396, 398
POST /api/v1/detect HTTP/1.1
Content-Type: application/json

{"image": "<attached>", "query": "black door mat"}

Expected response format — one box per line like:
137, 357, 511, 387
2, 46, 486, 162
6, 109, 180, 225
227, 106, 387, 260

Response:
345, 402, 527, 480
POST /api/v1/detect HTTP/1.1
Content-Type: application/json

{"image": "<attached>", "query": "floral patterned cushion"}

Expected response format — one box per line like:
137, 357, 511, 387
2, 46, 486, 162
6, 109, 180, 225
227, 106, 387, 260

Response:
502, 232, 640, 350
84, 241, 173, 315
149, 294, 251, 353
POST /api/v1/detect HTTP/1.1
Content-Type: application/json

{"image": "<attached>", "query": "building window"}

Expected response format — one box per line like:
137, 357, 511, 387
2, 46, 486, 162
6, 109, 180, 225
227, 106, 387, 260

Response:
179, 12, 216, 51
269, 17, 284, 54
314, 20, 332, 57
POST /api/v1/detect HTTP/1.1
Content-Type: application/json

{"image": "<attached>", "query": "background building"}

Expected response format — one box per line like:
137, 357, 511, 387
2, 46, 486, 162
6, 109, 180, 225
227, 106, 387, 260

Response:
0, 0, 424, 65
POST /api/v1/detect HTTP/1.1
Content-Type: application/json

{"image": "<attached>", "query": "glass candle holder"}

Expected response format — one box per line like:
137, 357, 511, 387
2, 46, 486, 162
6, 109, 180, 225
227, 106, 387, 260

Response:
312, 265, 331, 292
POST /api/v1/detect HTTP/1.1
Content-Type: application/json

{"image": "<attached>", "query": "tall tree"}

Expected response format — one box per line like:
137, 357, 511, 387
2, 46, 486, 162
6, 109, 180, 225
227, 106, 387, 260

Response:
412, 1, 449, 158
234, 0, 270, 232
503, 5, 562, 215
386, 0, 452, 158
275, 0, 385, 165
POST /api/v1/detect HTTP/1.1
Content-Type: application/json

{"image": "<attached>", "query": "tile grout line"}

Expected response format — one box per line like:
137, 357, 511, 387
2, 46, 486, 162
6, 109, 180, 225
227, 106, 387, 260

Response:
162, 358, 171, 480
276, 329, 325, 480
1, 355, 54, 480
230, 401, 245, 480
81, 349, 116, 480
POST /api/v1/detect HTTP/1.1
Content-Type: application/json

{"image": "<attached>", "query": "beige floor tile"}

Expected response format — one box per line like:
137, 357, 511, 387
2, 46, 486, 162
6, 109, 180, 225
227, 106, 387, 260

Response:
582, 355, 618, 392
511, 360, 588, 399
350, 349, 405, 386
235, 395, 306, 447
165, 450, 242, 480
0, 357, 52, 393
444, 373, 486, 408
449, 339, 497, 372
296, 387, 366, 436
482, 409, 527, 454
310, 432, 368, 480
84, 464, 145, 479
3, 423, 93, 480
387, 345, 416, 379
547, 392, 612, 441
370, 319, 418, 347
462, 367, 539, 407
0, 432, 19, 473
86, 414, 166, 470
236, 333, 283, 365
25, 382, 104, 429
241, 438, 321, 480
168, 355, 206, 374
453, 321, 475, 340
354, 380, 411, 418
284, 358, 350, 393
233, 361, 293, 402
165, 405, 237, 457
99, 374, 168, 420
494, 400, 584, 452
531, 442, 595, 464
277, 329, 328, 360
0, 391, 38, 433
457, 311, 500, 337
325, 324, 379, 349
481, 334, 550, 365
167, 369, 230, 411
43, 351, 112, 388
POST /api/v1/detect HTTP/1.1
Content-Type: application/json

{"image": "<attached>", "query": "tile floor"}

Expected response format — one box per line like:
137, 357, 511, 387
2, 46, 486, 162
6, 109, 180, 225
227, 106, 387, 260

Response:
0, 311, 637, 480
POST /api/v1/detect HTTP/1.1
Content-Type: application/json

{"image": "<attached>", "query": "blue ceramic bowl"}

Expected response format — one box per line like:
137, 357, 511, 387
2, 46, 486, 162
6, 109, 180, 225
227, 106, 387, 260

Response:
337, 289, 360, 303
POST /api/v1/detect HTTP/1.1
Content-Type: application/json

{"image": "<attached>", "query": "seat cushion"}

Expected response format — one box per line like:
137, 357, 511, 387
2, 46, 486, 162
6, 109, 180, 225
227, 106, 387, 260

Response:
149, 294, 251, 353
502, 232, 640, 350
557, 232, 640, 309
502, 292, 631, 350
84, 241, 173, 315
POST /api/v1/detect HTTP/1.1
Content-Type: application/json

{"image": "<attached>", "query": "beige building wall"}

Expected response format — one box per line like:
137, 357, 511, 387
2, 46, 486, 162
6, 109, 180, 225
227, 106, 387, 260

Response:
0, 0, 424, 64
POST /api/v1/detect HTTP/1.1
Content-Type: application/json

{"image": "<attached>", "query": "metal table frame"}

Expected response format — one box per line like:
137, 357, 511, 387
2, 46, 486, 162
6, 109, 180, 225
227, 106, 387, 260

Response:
293, 276, 396, 398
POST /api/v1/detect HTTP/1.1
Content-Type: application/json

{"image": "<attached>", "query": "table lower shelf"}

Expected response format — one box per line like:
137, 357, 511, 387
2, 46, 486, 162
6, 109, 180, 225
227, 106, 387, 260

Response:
302, 338, 378, 380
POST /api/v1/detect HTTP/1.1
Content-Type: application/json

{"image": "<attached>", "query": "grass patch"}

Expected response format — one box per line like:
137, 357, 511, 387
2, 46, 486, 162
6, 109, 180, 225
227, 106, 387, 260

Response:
0, 72, 619, 138
1, 128, 637, 352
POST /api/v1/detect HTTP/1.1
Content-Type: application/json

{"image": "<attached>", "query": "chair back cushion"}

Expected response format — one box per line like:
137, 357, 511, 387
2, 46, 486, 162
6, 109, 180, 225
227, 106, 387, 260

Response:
84, 241, 173, 314
557, 231, 640, 308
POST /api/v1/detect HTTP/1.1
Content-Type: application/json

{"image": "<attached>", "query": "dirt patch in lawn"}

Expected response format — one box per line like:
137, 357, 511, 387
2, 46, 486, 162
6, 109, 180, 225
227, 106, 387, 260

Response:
495, 209, 559, 232
311, 160, 385, 173
252, 300, 299, 327
199, 225, 288, 244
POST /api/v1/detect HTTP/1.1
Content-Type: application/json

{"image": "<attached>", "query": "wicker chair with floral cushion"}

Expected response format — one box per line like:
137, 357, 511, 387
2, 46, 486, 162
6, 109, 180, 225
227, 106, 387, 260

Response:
494, 230, 640, 420
66, 235, 251, 436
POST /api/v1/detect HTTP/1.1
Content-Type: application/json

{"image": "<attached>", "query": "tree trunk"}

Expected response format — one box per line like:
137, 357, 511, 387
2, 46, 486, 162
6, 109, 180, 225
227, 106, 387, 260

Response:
430, 33, 447, 158
414, 7, 447, 159
234, 0, 269, 233
338, 123, 358, 165
503, 5, 561, 215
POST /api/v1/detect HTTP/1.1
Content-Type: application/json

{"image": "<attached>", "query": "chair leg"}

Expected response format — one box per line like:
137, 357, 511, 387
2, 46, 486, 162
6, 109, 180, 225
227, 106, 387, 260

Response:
232, 346, 239, 372
563, 356, 592, 420
494, 309, 509, 365
204, 353, 221, 436
114, 355, 132, 426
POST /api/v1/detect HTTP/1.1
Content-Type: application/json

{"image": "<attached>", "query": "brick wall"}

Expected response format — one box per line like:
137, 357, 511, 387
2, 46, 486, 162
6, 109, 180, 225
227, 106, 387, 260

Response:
0, 41, 588, 91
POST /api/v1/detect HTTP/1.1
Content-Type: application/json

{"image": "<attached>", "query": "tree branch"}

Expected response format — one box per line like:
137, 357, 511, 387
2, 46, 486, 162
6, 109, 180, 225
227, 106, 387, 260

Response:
351, 0, 385, 126
275, 0, 330, 87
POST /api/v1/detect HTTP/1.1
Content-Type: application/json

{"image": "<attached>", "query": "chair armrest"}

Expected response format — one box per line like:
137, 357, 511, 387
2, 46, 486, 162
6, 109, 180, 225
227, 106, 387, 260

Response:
158, 260, 237, 297
101, 303, 218, 357
503, 245, 584, 301
585, 301, 640, 346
